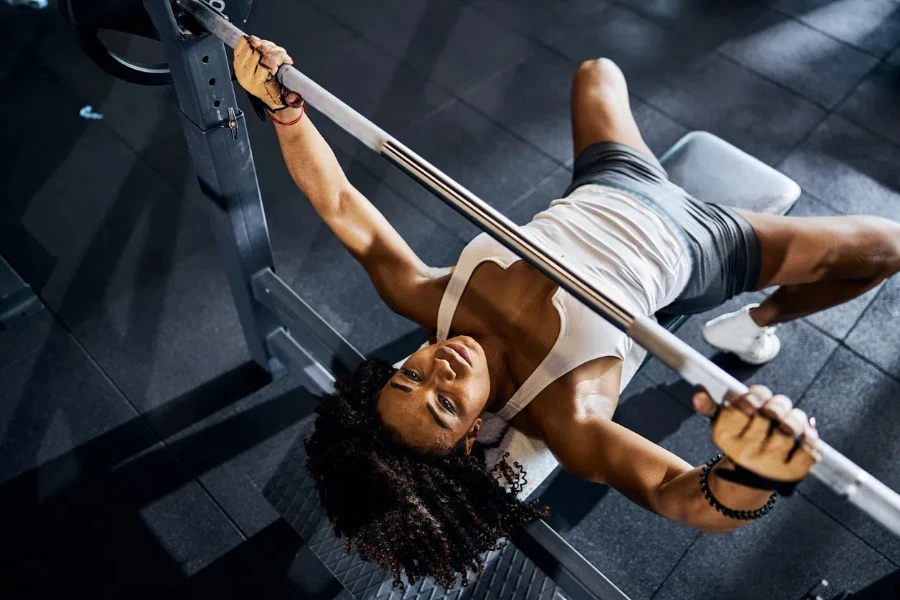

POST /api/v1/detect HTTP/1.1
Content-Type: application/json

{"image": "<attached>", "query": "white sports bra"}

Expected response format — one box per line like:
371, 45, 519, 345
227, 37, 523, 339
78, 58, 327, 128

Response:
435, 184, 691, 420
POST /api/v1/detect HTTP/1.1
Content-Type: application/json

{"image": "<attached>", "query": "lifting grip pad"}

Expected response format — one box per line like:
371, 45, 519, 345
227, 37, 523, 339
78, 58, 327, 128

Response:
711, 405, 819, 483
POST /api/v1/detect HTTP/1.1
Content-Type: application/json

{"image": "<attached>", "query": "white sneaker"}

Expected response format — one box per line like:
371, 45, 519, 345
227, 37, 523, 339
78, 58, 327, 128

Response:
702, 303, 781, 365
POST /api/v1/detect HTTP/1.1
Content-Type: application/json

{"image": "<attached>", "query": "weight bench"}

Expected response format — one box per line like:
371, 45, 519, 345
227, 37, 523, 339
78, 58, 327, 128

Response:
390, 131, 801, 600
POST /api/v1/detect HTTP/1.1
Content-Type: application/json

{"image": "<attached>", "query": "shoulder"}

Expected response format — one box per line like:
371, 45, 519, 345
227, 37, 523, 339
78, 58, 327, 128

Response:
390, 265, 454, 331
527, 356, 623, 432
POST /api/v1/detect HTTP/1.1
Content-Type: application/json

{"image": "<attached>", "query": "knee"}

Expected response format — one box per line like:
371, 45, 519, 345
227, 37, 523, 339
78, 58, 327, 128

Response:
882, 220, 900, 278
853, 216, 900, 280
572, 58, 627, 102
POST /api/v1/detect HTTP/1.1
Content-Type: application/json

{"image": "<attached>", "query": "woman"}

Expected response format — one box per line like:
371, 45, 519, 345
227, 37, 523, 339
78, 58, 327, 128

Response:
234, 37, 900, 588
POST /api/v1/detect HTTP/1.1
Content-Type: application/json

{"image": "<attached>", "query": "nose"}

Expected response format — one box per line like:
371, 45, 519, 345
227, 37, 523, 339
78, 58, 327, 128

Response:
432, 355, 457, 381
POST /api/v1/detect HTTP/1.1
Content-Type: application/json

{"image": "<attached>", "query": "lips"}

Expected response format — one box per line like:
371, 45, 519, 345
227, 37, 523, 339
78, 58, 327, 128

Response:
446, 342, 472, 367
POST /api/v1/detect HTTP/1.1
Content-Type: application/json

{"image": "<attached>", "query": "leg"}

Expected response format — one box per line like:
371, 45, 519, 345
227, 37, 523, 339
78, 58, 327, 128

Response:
571, 58, 655, 159
738, 210, 900, 326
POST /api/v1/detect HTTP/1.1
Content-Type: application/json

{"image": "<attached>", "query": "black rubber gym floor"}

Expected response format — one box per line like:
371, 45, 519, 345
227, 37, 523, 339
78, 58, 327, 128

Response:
2, 0, 900, 598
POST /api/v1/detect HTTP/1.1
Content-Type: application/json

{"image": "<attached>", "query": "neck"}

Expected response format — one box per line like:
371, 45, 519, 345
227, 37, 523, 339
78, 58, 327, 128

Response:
477, 335, 515, 413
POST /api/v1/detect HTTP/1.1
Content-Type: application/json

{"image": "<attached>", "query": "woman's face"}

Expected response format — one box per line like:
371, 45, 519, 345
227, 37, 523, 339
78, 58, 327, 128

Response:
377, 336, 491, 454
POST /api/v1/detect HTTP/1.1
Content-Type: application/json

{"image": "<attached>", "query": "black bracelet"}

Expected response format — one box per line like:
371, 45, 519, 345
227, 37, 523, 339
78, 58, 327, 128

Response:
700, 454, 777, 521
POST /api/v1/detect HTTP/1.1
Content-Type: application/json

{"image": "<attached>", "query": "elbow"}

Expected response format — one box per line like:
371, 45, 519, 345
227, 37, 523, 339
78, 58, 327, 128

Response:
654, 488, 748, 535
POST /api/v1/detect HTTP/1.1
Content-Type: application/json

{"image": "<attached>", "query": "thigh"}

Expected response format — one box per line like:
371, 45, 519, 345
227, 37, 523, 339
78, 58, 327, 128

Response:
736, 209, 900, 289
570, 58, 655, 159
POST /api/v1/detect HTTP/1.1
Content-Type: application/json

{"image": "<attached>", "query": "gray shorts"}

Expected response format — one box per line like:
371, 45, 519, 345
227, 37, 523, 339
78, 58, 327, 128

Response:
564, 142, 761, 316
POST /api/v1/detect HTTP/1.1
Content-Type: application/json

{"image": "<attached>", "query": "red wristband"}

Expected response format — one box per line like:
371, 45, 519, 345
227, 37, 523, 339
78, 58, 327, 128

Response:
270, 100, 306, 126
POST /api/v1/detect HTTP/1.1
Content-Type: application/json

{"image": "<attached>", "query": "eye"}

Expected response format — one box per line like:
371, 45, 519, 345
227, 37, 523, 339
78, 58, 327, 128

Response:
402, 369, 422, 382
438, 395, 456, 415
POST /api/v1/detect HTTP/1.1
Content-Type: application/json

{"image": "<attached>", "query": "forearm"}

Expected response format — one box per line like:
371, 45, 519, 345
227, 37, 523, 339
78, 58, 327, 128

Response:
271, 105, 350, 217
655, 456, 774, 533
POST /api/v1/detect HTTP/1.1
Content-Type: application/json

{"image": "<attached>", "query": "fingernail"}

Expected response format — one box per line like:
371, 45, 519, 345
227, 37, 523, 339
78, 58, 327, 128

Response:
809, 417, 817, 428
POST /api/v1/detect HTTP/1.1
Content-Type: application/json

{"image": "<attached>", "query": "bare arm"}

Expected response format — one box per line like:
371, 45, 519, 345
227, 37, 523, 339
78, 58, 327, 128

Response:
235, 36, 447, 328
529, 370, 790, 533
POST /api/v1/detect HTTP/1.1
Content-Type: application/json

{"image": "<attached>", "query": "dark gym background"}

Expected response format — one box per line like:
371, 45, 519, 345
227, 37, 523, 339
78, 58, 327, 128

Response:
2, 0, 900, 598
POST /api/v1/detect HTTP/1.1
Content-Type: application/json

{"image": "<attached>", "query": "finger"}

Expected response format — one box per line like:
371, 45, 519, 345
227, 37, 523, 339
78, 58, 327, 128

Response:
247, 35, 262, 48
252, 56, 275, 85
259, 47, 289, 75
803, 420, 820, 449
748, 384, 773, 403
692, 391, 717, 417
781, 407, 807, 437
235, 37, 254, 69
760, 394, 792, 422
251, 42, 280, 82
252, 40, 277, 59
238, 36, 260, 73
235, 36, 249, 57
731, 391, 763, 416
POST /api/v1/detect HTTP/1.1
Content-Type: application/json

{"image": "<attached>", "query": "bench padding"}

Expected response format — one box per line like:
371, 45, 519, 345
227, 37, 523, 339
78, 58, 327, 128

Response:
659, 131, 800, 215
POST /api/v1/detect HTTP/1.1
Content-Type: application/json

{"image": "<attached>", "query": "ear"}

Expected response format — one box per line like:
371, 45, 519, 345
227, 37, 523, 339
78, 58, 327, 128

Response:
464, 417, 483, 455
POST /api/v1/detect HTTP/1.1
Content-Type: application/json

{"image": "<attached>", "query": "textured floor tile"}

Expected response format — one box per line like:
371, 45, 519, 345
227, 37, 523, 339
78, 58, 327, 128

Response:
461, 48, 577, 163
837, 64, 900, 148
633, 100, 691, 157
0, 0, 51, 81
67, 247, 251, 413
2, 442, 247, 595
785, 192, 845, 218
470, 0, 613, 46
720, 10, 877, 108
544, 389, 714, 600
157, 370, 316, 538
648, 54, 825, 165
784, 196, 887, 340
627, 0, 768, 47
311, 0, 540, 93
795, 348, 900, 563
653, 491, 896, 600
7, 118, 214, 327
0, 310, 55, 372
642, 294, 839, 407
245, 0, 360, 57
186, 523, 307, 600
30, 14, 188, 178
130, 468, 246, 576
504, 167, 574, 226
0, 327, 137, 484
845, 274, 900, 379
286, 37, 454, 158
780, 115, 900, 220
889, 44, 900, 67
773, 0, 900, 58
0, 62, 217, 329
548, 4, 715, 100
364, 99, 562, 243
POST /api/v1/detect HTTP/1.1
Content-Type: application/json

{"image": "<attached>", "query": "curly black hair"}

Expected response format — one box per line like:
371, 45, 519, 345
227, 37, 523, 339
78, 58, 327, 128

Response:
304, 358, 548, 590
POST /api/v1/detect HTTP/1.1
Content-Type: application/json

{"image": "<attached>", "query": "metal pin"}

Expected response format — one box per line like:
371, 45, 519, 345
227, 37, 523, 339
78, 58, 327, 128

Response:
227, 107, 238, 139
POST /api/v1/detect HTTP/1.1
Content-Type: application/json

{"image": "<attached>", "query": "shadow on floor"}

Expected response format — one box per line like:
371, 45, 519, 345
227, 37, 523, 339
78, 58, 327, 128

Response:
0, 363, 318, 597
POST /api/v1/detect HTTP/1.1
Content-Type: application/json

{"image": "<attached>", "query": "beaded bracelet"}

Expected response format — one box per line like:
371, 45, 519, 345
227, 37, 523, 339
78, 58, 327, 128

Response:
700, 454, 777, 520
